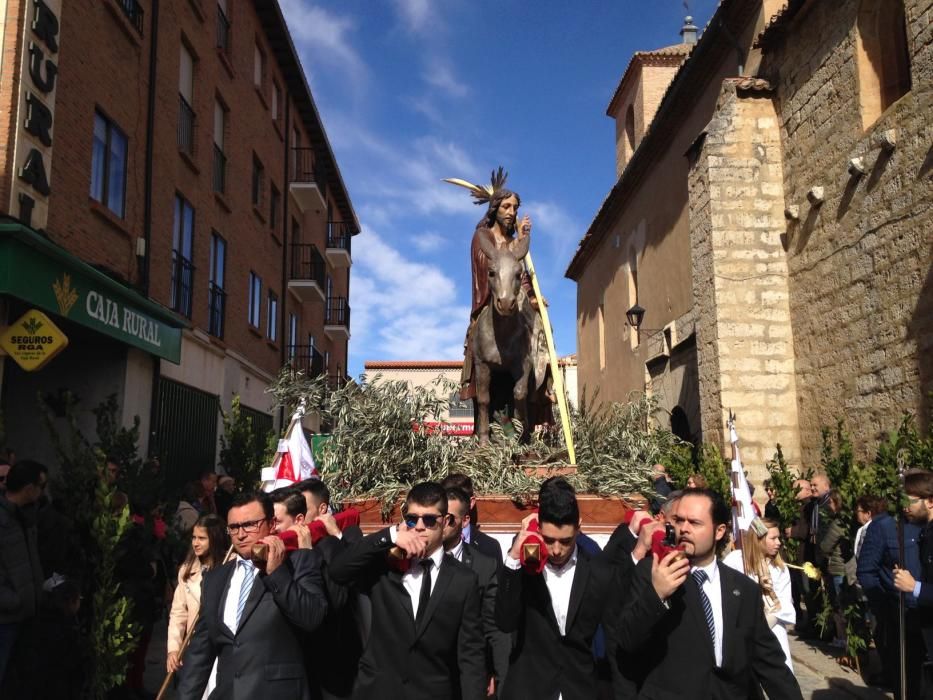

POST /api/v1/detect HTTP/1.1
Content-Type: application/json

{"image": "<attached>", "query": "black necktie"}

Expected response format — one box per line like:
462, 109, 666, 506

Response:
416, 559, 432, 624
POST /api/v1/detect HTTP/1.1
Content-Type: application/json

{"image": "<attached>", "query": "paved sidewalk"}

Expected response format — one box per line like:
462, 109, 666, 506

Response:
790, 635, 893, 699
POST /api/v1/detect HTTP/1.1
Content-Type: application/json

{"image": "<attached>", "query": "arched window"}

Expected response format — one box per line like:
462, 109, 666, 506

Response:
670, 405, 693, 444
857, 0, 911, 127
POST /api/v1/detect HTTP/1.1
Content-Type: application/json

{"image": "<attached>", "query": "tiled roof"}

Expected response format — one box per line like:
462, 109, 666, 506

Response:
606, 43, 693, 115
726, 76, 774, 93
755, 0, 811, 50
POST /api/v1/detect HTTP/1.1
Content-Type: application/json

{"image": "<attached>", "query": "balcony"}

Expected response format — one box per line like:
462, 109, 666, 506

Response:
171, 252, 195, 319
327, 371, 349, 391
287, 345, 326, 378
117, 0, 144, 34
288, 243, 325, 303
178, 95, 196, 156
289, 147, 326, 214
208, 282, 226, 338
212, 145, 226, 194
325, 221, 353, 268
324, 296, 350, 342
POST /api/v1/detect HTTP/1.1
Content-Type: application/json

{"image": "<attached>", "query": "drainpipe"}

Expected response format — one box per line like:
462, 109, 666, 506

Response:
278, 98, 291, 431
141, 0, 160, 295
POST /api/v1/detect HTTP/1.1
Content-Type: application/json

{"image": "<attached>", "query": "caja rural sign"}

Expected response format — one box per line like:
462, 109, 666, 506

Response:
0, 308, 68, 371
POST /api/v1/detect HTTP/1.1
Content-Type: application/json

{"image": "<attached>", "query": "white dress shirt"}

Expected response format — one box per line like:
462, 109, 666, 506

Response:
402, 546, 445, 619
222, 557, 258, 635
542, 546, 578, 636
692, 559, 724, 668
447, 538, 465, 563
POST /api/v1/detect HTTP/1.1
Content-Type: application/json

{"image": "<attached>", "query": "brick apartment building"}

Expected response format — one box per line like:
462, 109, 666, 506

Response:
567, 0, 931, 481
0, 0, 358, 486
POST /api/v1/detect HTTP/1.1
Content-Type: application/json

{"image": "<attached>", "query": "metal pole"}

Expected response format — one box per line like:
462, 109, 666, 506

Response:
897, 510, 907, 699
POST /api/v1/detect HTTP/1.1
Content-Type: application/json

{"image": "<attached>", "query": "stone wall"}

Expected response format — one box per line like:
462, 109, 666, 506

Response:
689, 83, 803, 482
761, 0, 933, 465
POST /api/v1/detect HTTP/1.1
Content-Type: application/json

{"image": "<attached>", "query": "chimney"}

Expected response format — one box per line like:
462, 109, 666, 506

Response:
680, 16, 698, 45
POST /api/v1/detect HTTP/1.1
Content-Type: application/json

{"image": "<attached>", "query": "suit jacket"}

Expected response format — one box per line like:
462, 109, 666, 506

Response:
470, 525, 503, 563
610, 558, 802, 700
460, 542, 511, 687
495, 546, 618, 700
309, 527, 366, 699
177, 549, 329, 700
328, 527, 486, 700
856, 513, 921, 607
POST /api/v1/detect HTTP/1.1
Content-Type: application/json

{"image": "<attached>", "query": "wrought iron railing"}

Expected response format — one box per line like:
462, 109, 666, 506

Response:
178, 95, 196, 155
289, 244, 326, 286
325, 297, 350, 328
287, 345, 326, 378
290, 147, 318, 184
208, 282, 226, 338
326, 221, 353, 256
171, 251, 195, 318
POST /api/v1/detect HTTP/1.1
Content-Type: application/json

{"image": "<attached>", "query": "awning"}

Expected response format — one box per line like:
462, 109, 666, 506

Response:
0, 220, 184, 363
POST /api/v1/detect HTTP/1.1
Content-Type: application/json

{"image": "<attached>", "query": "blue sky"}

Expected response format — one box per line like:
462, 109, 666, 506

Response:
280, 0, 720, 378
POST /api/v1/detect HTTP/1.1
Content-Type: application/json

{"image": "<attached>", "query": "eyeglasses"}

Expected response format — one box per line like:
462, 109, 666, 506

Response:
906, 496, 923, 505
404, 513, 446, 529
226, 518, 268, 535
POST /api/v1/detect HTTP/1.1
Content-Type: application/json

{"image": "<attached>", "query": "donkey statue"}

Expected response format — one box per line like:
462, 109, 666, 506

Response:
471, 232, 548, 444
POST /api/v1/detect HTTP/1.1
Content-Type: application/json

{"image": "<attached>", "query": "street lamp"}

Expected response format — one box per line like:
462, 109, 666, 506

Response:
625, 303, 646, 330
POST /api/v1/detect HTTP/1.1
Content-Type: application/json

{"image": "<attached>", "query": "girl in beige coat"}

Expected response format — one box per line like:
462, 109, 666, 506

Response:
166, 514, 229, 672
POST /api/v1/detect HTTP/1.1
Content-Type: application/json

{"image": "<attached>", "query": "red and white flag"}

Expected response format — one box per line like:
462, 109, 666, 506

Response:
261, 405, 319, 492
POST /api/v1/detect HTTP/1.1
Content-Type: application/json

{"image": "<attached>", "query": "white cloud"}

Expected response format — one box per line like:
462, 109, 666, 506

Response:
279, 0, 367, 87
392, 0, 431, 34
349, 228, 469, 364
423, 62, 469, 99
412, 231, 447, 253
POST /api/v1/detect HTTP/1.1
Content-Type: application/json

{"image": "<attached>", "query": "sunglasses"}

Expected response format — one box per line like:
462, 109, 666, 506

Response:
404, 512, 447, 529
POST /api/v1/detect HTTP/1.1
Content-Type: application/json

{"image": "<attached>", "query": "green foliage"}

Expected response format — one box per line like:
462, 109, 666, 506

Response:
765, 444, 803, 558
219, 395, 273, 485
88, 464, 140, 698
664, 441, 731, 502
94, 394, 163, 508
39, 393, 140, 697
265, 370, 687, 511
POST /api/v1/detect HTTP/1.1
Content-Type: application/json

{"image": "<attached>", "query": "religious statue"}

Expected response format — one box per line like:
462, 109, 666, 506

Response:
444, 168, 552, 443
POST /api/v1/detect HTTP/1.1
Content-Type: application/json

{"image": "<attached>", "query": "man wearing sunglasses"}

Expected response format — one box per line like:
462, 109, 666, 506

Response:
177, 490, 328, 700
329, 481, 486, 699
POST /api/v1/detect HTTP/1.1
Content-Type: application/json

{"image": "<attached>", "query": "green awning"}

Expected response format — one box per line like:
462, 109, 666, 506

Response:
0, 220, 184, 363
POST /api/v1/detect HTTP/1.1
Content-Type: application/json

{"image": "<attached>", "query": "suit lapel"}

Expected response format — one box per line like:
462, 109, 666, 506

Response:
388, 566, 416, 631
415, 555, 454, 639
718, 563, 740, 668
565, 552, 589, 633
216, 562, 236, 639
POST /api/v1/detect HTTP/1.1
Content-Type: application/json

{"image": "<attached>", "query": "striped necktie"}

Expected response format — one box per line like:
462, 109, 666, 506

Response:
236, 559, 257, 630
692, 569, 716, 648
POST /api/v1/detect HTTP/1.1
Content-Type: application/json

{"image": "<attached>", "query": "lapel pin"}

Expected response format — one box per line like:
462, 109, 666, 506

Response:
733, 589, 741, 596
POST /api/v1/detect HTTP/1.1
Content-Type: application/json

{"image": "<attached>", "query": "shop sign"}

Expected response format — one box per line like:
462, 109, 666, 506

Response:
0, 308, 68, 371
412, 421, 475, 437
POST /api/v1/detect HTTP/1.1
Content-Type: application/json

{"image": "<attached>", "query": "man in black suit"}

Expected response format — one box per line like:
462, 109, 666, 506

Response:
495, 477, 618, 700
443, 486, 510, 695
177, 490, 329, 699
442, 473, 503, 562
329, 481, 485, 699
610, 488, 802, 699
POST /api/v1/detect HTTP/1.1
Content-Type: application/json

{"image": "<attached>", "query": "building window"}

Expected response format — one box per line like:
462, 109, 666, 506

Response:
272, 80, 281, 121
178, 43, 196, 155
252, 156, 264, 208
253, 42, 265, 89
288, 313, 298, 359
208, 232, 226, 338
212, 99, 227, 194
291, 217, 301, 244
857, 0, 911, 128
267, 292, 278, 342
216, 0, 230, 53
90, 111, 127, 217
248, 272, 261, 328
172, 195, 195, 318
270, 184, 280, 232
